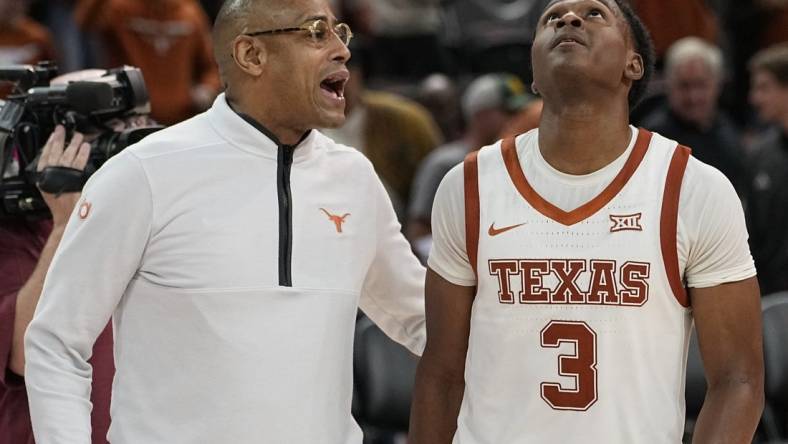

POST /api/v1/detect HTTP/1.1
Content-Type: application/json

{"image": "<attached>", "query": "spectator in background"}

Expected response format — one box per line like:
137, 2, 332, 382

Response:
416, 73, 464, 143
74, 0, 220, 125
630, 0, 718, 64
0, 0, 56, 96
407, 73, 528, 255
640, 37, 747, 193
28, 0, 94, 72
322, 47, 442, 213
439, 0, 549, 82
499, 98, 543, 139
344, 0, 444, 79
746, 44, 788, 295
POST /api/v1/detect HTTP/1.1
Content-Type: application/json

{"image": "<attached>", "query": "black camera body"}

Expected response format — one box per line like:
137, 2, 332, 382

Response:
0, 62, 163, 218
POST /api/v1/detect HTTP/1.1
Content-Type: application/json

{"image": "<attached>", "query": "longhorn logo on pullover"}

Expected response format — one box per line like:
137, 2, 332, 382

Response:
320, 208, 350, 233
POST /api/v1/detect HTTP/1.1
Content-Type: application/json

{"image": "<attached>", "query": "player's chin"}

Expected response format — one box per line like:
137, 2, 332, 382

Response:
549, 52, 591, 67
546, 58, 595, 79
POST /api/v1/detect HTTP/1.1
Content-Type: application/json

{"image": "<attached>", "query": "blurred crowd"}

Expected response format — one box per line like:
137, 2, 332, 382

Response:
1, 0, 788, 294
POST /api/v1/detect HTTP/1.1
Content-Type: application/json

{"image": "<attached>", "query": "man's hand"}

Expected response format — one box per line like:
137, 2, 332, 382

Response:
37, 125, 91, 227
9, 126, 92, 376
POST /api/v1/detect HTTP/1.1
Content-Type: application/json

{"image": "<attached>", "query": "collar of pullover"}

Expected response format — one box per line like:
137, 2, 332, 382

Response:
207, 93, 317, 162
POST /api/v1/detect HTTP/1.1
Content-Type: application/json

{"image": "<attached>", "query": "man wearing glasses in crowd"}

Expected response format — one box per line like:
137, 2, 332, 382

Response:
24, 0, 426, 443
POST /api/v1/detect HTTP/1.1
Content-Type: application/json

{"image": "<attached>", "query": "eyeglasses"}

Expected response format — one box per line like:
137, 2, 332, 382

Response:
244, 19, 353, 47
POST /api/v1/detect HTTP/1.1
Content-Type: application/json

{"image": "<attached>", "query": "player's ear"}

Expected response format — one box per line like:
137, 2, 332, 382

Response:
232, 35, 267, 76
625, 52, 644, 82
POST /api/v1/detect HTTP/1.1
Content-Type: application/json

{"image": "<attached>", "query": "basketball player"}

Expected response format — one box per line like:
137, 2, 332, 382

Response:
409, 0, 764, 443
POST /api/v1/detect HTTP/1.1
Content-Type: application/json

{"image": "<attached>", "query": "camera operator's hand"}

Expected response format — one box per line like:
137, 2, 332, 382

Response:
37, 125, 91, 228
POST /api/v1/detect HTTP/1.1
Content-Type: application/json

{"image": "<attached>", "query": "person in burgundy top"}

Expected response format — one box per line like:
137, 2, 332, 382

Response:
0, 125, 114, 444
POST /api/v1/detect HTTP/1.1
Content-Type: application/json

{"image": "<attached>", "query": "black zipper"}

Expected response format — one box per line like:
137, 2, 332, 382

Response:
227, 102, 309, 288
277, 144, 294, 287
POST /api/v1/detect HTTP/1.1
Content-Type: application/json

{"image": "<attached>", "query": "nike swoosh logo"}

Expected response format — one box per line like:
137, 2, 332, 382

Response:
488, 222, 526, 237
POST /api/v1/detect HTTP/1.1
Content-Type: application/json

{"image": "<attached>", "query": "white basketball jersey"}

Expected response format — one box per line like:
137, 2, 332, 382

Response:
456, 128, 692, 443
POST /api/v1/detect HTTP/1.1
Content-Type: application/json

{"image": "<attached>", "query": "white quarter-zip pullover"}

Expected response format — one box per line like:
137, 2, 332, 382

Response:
25, 94, 426, 444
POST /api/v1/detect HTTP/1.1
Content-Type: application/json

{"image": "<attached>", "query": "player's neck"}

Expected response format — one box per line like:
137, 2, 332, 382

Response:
537, 100, 632, 176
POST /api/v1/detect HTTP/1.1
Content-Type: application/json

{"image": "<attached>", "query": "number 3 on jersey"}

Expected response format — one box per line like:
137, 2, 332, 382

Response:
540, 320, 598, 411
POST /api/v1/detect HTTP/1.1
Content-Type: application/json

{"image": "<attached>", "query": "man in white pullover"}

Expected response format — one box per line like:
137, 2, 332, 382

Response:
24, 0, 426, 443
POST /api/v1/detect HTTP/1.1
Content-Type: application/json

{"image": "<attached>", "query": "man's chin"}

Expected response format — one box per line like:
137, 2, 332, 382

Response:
320, 112, 347, 129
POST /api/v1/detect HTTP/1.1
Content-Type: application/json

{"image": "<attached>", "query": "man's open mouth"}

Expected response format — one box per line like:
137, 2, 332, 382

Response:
320, 71, 349, 100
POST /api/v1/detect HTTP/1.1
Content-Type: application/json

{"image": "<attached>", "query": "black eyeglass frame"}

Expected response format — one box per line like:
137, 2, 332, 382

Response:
243, 19, 353, 46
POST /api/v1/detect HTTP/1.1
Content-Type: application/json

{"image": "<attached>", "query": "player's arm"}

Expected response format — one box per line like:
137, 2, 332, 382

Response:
409, 268, 473, 444
680, 160, 764, 443
358, 170, 426, 355
9, 127, 90, 376
408, 163, 475, 443
691, 277, 764, 443
24, 147, 152, 442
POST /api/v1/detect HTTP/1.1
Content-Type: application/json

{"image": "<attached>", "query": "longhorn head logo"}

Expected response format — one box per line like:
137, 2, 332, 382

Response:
320, 208, 350, 233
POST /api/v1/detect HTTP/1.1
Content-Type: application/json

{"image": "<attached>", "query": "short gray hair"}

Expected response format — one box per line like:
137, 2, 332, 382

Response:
213, 0, 258, 82
215, 0, 257, 35
665, 37, 723, 80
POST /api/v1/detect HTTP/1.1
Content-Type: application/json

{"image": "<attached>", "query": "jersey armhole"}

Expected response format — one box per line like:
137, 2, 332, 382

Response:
660, 144, 692, 307
463, 150, 480, 281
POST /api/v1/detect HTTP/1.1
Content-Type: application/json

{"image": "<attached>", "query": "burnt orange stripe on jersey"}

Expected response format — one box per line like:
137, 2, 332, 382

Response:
501, 128, 653, 226
660, 144, 691, 307
464, 150, 481, 278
